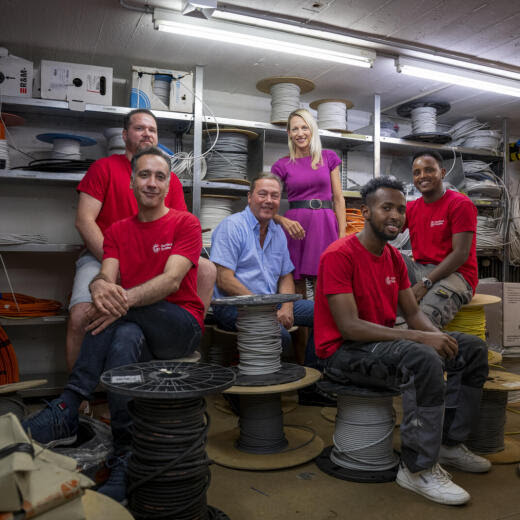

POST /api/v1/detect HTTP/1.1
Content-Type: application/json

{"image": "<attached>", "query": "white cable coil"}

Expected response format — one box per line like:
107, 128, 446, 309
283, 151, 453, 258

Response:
153, 75, 171, 106
171, 151, 207, 180
103, 128, 125, 155
411, 106, 437, 134
389, 228, 410, 250
270, 83, 301, 123
449, 118, 488, 143
508, 196, 520, 266
316, 102, 348, 131
199, 196, 235, 247
204, 133, 249, 181
0, 139, 9, 170
0, 233, 47, 245
236, 305, 282, 375
476, 215, 503, 252
51, 138, 81, 160
331, 394, 398, 471
463, 130, 501, 153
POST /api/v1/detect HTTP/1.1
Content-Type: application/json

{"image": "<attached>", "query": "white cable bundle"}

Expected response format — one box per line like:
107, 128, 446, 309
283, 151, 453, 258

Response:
153, 75, 171, 106
170, 151, 207, 180
463, 130, 501, 153
316, 102, 347, 131
270, 83, 301, 123
0, 233, 48, 245
204, 133, 249, 181
476, 214, 503, 252
52, 139, 81, 160
448, 118, 489, 146
411, 106, 437, 133
103, 128, 125, 155
508, 197, 520, 266
389, 228, 410, 250
0, 139, 8, 170
199, 195, 235, 247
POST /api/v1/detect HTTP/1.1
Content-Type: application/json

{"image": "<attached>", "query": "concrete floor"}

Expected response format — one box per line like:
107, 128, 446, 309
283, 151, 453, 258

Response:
205, 395, 520, 520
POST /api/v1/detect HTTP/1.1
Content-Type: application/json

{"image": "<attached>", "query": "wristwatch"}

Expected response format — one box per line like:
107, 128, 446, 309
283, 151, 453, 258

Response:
421, 276, 433, 290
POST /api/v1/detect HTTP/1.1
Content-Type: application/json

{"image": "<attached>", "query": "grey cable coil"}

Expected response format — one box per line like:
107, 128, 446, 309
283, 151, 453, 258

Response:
270, 83, 301, 123
236, 305, 281, 375
237, 394, 287, 453
330, 394, 398, 471
204, 133, 248, 181
411, 106, 438, 134
466, 390, 507, 454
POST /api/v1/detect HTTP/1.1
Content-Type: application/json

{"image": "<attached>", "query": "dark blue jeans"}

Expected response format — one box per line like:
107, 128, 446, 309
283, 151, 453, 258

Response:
213, 299, 316, 365
66, 301, 202, 450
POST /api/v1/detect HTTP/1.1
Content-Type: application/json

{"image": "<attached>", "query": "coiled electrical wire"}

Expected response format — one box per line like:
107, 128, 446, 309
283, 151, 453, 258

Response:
476, 215, 504, 252
170, 152, 207, 180
410, 106, 437, 134
448, 118, 488, 145
331, 394, 398, 471
0, 233, 47, 245
466, 390, 507, 454
204, 133, 249, 181
237, 394, 288, 453
316, 102, 348, 131
0, 326, 19, 385
444, 306, 486, 340
200, 196, 235, 247
236, 305, 281, 375
127, 397, 211, 519
270, 83, 301, 123
0, 293, 61, 318
508, 197, 520, 265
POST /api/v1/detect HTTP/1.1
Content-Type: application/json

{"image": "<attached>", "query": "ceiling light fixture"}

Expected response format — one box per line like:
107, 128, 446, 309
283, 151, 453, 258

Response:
396, 56, 520, 98
153, 9, 376, 68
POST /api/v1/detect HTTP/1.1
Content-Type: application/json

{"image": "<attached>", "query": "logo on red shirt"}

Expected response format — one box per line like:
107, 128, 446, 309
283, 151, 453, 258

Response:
430, 219, 445, 227
152, 243, 172, 253
385, 276, 396, 285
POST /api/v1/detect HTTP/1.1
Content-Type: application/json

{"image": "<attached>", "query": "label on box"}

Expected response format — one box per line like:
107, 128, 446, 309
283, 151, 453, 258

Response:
503, 283, 520, 346
111, 375, 143, 384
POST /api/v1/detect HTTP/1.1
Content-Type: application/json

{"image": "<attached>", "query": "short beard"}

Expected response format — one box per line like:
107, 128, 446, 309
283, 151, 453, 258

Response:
367, 218, 398, 242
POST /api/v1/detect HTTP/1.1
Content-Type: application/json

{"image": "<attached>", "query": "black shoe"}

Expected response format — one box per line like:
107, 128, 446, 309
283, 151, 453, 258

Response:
97, 452, 130, 504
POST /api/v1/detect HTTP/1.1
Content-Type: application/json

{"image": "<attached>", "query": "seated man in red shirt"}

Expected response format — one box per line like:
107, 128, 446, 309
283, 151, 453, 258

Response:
67, 108, 215, 369
23, 148, 204, 504
403, 150, 477, 328
315, 176, 489, 506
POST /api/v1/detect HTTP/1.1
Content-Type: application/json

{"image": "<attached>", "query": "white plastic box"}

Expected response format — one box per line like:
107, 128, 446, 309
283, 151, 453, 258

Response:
130, 65, 193, 113
0, 49, 33, 98
40, 60, 113, 108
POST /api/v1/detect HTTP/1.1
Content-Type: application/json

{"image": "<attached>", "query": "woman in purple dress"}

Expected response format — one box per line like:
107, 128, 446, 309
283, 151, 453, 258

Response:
271, 108, 346, 292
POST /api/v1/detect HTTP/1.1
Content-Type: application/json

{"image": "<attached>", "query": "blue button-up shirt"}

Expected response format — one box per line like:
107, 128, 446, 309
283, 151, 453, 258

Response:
210, 206, 294, 298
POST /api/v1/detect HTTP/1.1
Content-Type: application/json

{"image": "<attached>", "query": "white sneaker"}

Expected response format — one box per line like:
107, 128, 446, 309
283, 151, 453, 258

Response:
396, 462, 470, 505
439, 444, 492, 473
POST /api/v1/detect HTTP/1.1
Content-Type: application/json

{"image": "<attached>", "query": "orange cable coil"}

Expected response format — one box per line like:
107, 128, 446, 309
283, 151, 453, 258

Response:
345, 208, 364, 235
0, 292, 62, 317
0, 326, 19, 384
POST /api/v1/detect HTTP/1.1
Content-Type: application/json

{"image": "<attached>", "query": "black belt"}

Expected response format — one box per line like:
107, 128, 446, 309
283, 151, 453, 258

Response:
289, 199, 333, 210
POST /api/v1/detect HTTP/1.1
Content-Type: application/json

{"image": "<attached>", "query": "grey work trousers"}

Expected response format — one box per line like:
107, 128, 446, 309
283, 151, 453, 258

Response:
322, 331, 488, 472
403, 255, 473, 328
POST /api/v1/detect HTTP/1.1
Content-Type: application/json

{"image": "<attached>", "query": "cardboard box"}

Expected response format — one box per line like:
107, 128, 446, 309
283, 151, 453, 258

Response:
476, 281, 503, 348
503, 282, 520, 347
0, 50, 33, 98
130, 65, 193, 113
40, 60, 113, 109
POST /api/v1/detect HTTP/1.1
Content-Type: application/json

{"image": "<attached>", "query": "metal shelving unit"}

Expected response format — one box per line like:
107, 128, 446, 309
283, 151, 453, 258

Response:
0, 244, 83, 253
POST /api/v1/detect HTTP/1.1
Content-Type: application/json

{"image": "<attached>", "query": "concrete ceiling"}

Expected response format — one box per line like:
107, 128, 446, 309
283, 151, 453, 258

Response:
1, 0, 520, 132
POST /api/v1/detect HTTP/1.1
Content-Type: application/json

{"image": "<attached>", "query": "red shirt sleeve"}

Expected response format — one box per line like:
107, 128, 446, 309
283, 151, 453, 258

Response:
450, 198, 477, 234
171, 213, 202, 265
321, 248, 354, 296
77, 160, 109, 203
165, 174, 188, 211
102, 222, 120, 260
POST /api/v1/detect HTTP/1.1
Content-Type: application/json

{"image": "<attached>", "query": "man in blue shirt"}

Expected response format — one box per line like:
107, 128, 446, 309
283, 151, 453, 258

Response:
210, 173, 314, 361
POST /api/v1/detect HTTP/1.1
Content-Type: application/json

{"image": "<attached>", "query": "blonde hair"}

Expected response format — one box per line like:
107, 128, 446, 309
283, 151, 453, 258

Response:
286, 108, 323, 169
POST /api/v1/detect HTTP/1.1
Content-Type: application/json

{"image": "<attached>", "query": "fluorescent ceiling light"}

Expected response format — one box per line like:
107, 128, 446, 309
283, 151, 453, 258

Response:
153, 8, 375, 68
396, 56, 520, 98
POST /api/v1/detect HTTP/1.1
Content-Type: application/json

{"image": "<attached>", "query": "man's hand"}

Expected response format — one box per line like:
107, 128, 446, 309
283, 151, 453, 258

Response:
280, 217, 305, 240
277, 303, 294, 329
417, 331, 458, 359
85, 305, 120, 335
90, 279, 128, 317
411, 282, 429, 303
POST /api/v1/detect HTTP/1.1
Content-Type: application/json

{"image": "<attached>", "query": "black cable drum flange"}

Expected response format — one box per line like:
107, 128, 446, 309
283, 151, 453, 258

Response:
102, 361, 235, 520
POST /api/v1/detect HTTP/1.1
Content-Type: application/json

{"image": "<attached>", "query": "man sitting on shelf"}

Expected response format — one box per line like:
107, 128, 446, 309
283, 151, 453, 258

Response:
23, 148, 204, 503
210, 173, 315, 366
67, 108, 215, 370
403, 150, 477, 328
314, 176, 489, 506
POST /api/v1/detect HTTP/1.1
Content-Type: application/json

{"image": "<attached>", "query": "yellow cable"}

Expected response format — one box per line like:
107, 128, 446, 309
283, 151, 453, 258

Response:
444, 305, 486, 340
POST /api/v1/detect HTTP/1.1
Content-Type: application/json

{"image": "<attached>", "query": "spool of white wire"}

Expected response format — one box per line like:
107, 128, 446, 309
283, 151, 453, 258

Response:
153, 74, 171, 106
199, 195, 236, 247
0, 139, 9, 170
310, 99, 354, 132
52, 138, 81, 160
463, 130, 501, 153
103, 127, 125, 155
411, 106, 437, 133
256, 77, 315, 124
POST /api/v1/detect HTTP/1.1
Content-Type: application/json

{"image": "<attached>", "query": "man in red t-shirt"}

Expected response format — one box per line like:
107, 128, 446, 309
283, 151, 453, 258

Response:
24, 148, 203, 503
67, 108, 215, 369
315, 176, 489, 505
403, 150, 477, 327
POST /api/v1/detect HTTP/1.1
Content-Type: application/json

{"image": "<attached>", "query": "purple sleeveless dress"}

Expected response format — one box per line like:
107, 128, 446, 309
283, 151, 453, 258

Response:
271, 149, 341, 280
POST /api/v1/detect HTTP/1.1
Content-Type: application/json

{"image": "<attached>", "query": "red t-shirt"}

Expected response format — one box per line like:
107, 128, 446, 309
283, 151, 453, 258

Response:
77, 154, 187, 234
315, 235, 410, 359
405, 190, 478, 291
103, 209, 204, 329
